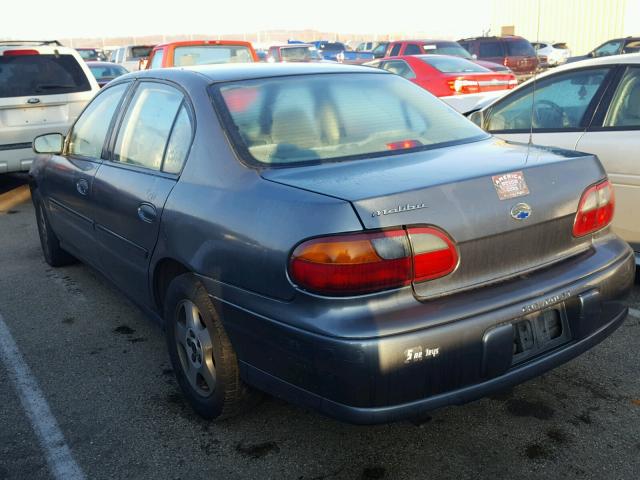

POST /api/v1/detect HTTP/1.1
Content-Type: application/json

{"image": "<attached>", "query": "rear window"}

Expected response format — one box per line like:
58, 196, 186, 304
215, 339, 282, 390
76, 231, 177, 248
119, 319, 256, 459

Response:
506, 39, 536, 57
77, 49, 98, 60
174, 45, 253, 66
0, 54, 91, 98
214, 73, 486, 166
89, 64, 127, 81
128, 46, 153, 60
420, 55, 489, 73
426, 42, 473, 59
552, 43, 569, 49
479, 41, 504, 57
280, 47, 311, 61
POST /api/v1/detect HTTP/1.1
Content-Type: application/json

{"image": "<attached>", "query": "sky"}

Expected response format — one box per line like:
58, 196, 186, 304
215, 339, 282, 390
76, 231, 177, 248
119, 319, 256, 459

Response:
4, 0, 493, 39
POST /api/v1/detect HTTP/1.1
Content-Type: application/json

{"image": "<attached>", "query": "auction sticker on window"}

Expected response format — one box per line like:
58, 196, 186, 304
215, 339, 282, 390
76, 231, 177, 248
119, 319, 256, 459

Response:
492, 171, 530, 200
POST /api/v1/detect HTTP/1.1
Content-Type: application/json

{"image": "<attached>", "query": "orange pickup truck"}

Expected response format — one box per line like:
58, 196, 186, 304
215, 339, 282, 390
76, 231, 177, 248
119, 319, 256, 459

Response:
146, 40, 258, 69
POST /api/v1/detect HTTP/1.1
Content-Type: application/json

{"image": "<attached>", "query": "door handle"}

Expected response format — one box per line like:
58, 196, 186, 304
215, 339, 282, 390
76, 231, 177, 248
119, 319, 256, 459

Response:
76, 178, 89, 196
137, 203, 157, 223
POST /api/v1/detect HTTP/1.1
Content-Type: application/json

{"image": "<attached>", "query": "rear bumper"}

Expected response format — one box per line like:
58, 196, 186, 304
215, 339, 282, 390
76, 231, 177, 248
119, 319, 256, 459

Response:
201, 235, 635, 424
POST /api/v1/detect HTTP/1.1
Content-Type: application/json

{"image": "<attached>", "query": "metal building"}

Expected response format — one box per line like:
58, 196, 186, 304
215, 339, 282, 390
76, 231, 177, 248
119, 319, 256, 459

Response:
490, 0, 640, 55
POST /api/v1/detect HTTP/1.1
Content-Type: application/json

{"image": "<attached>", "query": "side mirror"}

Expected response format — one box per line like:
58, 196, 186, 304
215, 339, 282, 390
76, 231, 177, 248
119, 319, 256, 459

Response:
33, 133, 64, 154
468, 110, 485, 128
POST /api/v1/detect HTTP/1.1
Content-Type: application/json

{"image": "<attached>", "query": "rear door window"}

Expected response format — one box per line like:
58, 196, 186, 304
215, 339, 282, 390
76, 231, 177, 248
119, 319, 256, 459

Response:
603, 67, 640, 128
382, 60, 416, 79
0, 54, 91, 98
68, 83, 129, 158
479, 41, 504, 58
113, 82, 184, 171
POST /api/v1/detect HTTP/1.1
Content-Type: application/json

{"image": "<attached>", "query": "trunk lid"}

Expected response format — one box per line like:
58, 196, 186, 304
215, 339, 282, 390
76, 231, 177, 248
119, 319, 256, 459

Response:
262, 138, 606, 299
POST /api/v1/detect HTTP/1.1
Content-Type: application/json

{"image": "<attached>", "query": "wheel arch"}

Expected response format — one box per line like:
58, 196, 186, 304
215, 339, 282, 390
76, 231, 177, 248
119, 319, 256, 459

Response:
152, 257, 191, 313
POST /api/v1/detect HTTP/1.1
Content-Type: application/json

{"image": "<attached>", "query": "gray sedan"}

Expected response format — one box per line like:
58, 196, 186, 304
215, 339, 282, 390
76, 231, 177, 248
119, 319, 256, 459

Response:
29, 63, 635, 424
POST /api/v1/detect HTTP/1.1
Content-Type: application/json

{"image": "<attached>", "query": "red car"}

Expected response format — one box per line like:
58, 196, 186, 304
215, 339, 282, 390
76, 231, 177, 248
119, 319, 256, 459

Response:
370, 55, 517, 97
146, 40, 258, 69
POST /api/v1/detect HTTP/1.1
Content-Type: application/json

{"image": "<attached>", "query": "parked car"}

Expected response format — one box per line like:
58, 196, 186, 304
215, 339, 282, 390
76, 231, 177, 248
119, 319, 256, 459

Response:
368, 55, 517, 112
112, 44, 155, 71
532, 41, 571, 66
567, 37, 640, 63
29, 63, 634, 423
383, 40, 512, 73
0, 40, 99, 174
312, 41, 373, 64
267, 44, 324, 63
87, 61, 128, 87
147, 40, 258, 69
75, 47, 106, 62
458, 36, 539, 79
468, 53, 640, 264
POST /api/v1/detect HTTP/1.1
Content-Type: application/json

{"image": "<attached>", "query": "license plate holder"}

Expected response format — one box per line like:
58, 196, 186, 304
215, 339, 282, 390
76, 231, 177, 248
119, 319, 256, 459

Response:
512, 304, 571, 365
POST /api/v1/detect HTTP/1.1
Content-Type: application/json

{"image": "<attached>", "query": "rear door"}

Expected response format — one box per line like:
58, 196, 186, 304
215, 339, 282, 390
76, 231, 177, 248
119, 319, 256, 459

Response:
0, 50, 97, 171
484, 66, 615, 149
92, 80, 194, 306
575, 65, 640, 252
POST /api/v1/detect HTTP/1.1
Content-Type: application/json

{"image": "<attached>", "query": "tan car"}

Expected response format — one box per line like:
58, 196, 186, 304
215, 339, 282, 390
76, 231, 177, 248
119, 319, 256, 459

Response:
470, 53, 640, 264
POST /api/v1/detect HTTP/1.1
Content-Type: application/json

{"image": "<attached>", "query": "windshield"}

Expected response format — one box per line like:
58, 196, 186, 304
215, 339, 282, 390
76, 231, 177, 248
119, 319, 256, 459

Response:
214, 73, 486, 166
174, 45, 253, 66
419, 55, 489, 73
0, 54, 91, 97
424, 42, 473, 59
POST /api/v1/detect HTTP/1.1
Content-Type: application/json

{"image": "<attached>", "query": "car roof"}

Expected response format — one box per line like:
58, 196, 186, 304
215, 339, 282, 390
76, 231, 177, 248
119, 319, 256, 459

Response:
459, 36, 527, 42
86, 61, 126, 68
392, 39, 457, 44
153, 40, 253, 49
131, 62, 387, 83
536, 51, 640, 75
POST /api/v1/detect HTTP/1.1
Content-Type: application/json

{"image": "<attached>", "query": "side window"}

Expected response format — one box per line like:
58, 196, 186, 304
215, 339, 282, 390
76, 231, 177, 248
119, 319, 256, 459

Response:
372, 43, 387, 57
389, 44, 402, 56
404, 44, 421, 55
68, 83, 128, 158
149, 49, 164, 69
163, 105, 193, 174
113, 83, 184, 170
603, 67, 640, 128
593, 40, 623, 57
486, 68, 609, 131
479, 41, 504, 57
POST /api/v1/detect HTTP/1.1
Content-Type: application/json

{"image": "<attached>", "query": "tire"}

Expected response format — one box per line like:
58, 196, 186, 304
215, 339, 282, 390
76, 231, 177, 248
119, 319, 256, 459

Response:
164, 273, 260, 420
33, 194, 76, 267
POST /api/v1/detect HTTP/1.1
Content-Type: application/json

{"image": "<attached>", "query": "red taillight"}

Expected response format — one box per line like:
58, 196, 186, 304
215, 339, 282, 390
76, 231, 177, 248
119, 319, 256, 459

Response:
3, 49, 39, 56
289, 227, 458, 296
447, 78, 480, 95
386, 140, 422, 150
573, 180, 615, 237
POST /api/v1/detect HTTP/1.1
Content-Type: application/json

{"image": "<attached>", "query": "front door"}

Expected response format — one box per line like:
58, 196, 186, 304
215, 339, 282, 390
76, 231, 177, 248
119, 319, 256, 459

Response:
92, 81, 194, 306
42, 82, 130, 260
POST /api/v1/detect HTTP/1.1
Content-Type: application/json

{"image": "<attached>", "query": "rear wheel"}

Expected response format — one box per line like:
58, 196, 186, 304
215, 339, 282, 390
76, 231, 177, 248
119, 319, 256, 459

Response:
33, 195, 76, 267
164, 273, 260, 420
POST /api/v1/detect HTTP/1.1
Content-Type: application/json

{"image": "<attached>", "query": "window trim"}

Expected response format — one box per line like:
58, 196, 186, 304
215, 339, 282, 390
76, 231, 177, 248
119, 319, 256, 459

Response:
63, 80, 134, 162
209, 73, 489, 170
485, 65, 617, 135
104, 78, 196, 177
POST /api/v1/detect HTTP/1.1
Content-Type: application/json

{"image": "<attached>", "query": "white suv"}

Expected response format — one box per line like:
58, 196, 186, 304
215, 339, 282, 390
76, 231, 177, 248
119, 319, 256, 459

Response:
0, 41, 99, 173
